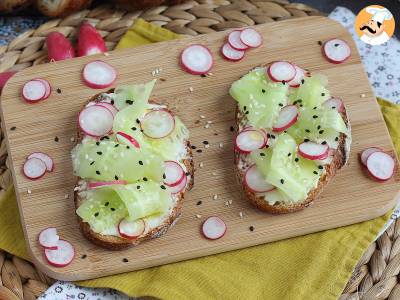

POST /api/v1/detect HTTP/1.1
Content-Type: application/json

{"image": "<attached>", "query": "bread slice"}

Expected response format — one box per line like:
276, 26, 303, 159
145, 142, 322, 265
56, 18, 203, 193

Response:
74, 92, 194, 250
234, 105, 351, 214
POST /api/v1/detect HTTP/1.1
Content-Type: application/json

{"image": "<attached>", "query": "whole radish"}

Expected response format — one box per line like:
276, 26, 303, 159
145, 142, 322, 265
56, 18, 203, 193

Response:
0, 71, 17, 92
46, 32, 75, 61
77, 22, 107, 56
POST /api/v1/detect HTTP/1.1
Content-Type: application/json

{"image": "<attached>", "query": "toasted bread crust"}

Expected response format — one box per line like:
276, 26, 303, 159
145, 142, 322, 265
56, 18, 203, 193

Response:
74, 92, 194, 250
234, 105, 350, 214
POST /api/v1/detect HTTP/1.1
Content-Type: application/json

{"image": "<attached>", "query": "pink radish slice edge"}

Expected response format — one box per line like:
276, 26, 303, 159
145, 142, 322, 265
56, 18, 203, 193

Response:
27, 152, 54, 172
88, 180, 128, 189
169, 174, 187, 194
366, 151, 395, 181
116, 131, 140, 148
360, 147, 382, 166
235, 129, 267, 153
38, 227, 59, 250
287, 65, 305, 88
44, 239, 75, 267
78, 105, 114, 137
272, 105, 298, 132
180, 44, 213, 75
239, 28, 262, 48
267, 61, 296, 83
298, 142, 329, 160
23, 157, 47, 180
22, 80, 47, 103
118, 219, 145, 239
322, 38, 351, 64
221, 43, 245, 61
244, 164, 275, 193
97, 102, 118, 117
227, 30, 248, 50
140, 109, 175, 139
323, 97, 344, 113
202, 216, 226, 240
35, 79, 51, 99
164, 161, 185, 187
82, 60, 117, 89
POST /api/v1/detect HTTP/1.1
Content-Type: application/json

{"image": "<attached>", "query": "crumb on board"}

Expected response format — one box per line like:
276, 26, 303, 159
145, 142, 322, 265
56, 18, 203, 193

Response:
239, 211, 243, 218
189, 87, 194, 92
27, 189, 32, 194
200, 115, 205, 119
360, 93, 366, 98
213, 194, 218, 200
195, 214, 202, 219
199, 162, 204, 168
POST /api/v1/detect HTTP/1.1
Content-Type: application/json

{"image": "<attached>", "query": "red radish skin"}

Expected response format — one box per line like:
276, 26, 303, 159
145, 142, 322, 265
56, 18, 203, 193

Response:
164, 161, 185, 187
35, 79, 51, 99
287, 65, 305, 88
323, 97, 344, 113
96, 102, 118, 117
227, 30, 248, 51
44, 239, 75, 268
116, 131, 140, 148
201, 216, 226, 240
239, 28, 262, 48
140, 109, 175, 139
21, 80, 47, 103
221, 43, 245, 62
267, 61, 296, 83
118, 219, 145, 240
88, 180, 128, 189
82, 60, 117, 89
27, 152, 54, 172
366, 151, 395, 182
0, 71, 17, 92
78, 105, 114, 137
38, 227, 59, 250
235, 129, 267, 153
322, 38, 351, 64
360, 147, 383, 167
46, 32, 75, 61
23, 157, 47, 180
272, 105, 299, 132
169, 174, 187, 194
77, 22, 107, 57
180, 44, 214, 75
244, 164, 275, 193
298, 142, 329, 160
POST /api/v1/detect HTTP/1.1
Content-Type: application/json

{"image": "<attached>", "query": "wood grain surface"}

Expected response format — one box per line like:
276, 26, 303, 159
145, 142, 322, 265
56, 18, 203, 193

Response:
1, 16, 399, 281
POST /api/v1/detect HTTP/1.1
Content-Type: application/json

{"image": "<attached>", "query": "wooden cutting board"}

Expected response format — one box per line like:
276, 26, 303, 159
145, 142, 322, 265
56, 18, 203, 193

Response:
1, 16, 399, 281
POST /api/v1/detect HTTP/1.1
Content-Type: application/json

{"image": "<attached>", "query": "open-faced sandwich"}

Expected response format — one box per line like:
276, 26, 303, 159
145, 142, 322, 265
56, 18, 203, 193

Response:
230, 61, 351, 213
71, 79, 194, 249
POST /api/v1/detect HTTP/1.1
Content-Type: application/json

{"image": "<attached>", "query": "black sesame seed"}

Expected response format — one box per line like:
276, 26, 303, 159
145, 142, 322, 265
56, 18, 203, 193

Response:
279, 103, 283, 107
10, 126, 16, 131
111, 100, 114, 105
334, 43, 339, 47
137, 185, 140, 190
196, 201, 202, 206
185, 172, 190, 176
191, 145, 197, 149
271, 135, 276, 139
280, 179, 284, 184
160, 185, 166, 190
335, 137, 339, 141
196, 149, 203, 153
126, 146, 130, 149
203, 141, 209, 145
81, 254, 87, 259
313, 106, 317, 110
318, 166, 323, 170
245, 111, 249, 115
267, 133, 271, 138
317, 125, 321, 130
265, 145, 269, 148
115, 144, 119, 147
319, 130, 325, 134
136, 119, 140, 124
54, 136, 59, 142
143, 177, 148, 181
300, 104, 303, 107
122, 258, 129, 263
115, 175, 119, 180
96, 142, 100, 146
201, 74, 206, 78
313, 171, 318, 175
249, 226, 255, 232
262, 89, 266, 93
105, 202, 109, 206
321, 93, 325, 96
96, 151, 102, 155
322, 141, 327, 145
243, 106, 247, 111
313, 115, 318, 119
305, 129, 311, 133
282, 80, 286, 85
260, 153, 266, 157
230, 126, 234, 132
94, 212, 99, 217
90, 161, 95, 165
304, 139, 310, 142
96, 170, 100, 175
126, 100, 134, 105
138, 160, 143, 165
104, 136, 110, 140
131, 127, 137, 131
332, 106, 336, 109
163, 173, 166, 179
318, 41, 322, 45
110, 208, 115, 211
295, 158, 299, 162
301, 79, 305, 84
56, 88, 62, 94
288, 153, 291, 157
100, 136, 105, 141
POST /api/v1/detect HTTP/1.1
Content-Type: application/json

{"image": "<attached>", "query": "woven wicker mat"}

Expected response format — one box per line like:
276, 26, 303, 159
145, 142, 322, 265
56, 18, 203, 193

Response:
0, 1, 398, 299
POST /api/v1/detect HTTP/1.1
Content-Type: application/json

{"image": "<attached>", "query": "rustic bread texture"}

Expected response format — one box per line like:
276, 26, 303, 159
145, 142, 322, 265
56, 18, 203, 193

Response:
234, 105, 350, 214
36, 0, 92, 17
74, 93, 194, 250
0, 0, 32, 13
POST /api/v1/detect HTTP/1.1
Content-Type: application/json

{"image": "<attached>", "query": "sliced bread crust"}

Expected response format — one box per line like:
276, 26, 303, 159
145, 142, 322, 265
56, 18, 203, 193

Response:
74, 92, 194, 250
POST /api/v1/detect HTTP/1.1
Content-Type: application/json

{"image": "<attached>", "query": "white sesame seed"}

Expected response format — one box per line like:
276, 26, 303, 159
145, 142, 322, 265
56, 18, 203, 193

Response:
189, 87, 194, 92
200, 116, 206, 120
204, 124, 210, 129
212, 172, 217, 176
239, 211, 243, 218
219, 142, 224, 148
228, 200, 233, 205
27, 189, 32, 194
73, 186, 80, 191
104, 52, 110, 56
225, 201, 229, 206
360, 93, 366, 98
213, 194, 218, 200
199, 162, 204, 168
207, 120, 213, 124
204, 144, 210, 149
195, 214, 202, 219
70, 137, 75, 142
64, 194, 69, 199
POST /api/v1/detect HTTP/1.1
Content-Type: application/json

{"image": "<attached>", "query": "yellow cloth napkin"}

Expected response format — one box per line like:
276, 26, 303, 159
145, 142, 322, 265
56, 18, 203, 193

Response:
0, 19, 399, 300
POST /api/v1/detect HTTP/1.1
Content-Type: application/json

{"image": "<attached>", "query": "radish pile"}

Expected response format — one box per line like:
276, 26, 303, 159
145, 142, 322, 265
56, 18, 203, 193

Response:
38, 227, 75, 267
23, 152, 54, 180
164, 161, 188, 194
360, 147, 395, 181
221, 29, 262, 61
21, 78, 51, 103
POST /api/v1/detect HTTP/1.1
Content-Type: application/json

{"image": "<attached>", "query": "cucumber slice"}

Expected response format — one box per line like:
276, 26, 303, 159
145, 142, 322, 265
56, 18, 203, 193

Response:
113, 79, 156, 110
290, 74, 330, 108
229, 68, 289, 129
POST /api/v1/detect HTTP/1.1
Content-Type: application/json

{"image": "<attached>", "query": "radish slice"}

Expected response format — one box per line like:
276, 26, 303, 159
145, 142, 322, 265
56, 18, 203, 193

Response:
287, 65, 305, 88
38, 227, 59, 250
244, 164, 275, 193
202, 216, 226, 240
360, 147, 383, 167
235, 129, 267, 153
164, 161, 185, 187
96, 102, 118, 117
323, 97, 344, 113
366, 151, 395, 181
322, 38, 351, 64
227, 30, 248, 50
168, 174, 187, 194
44, 239, 75, 268
82, 60, 117, 89
23, 157, 47, 180
272, 105, 298, 132
180, 44, 213, 75
35, 79, 51, 99
140, 109, 175, 139
22, 80, 47, 103
78, 105, 114, 137
221, 43, 245, 61
267, 61, 296, 83
27, 152, 54, 172
118, 219, 145, 239
116, 131, 140, 148
239, 28, 262, 48
88, 180, 128, 189
298, 141, 329, 160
